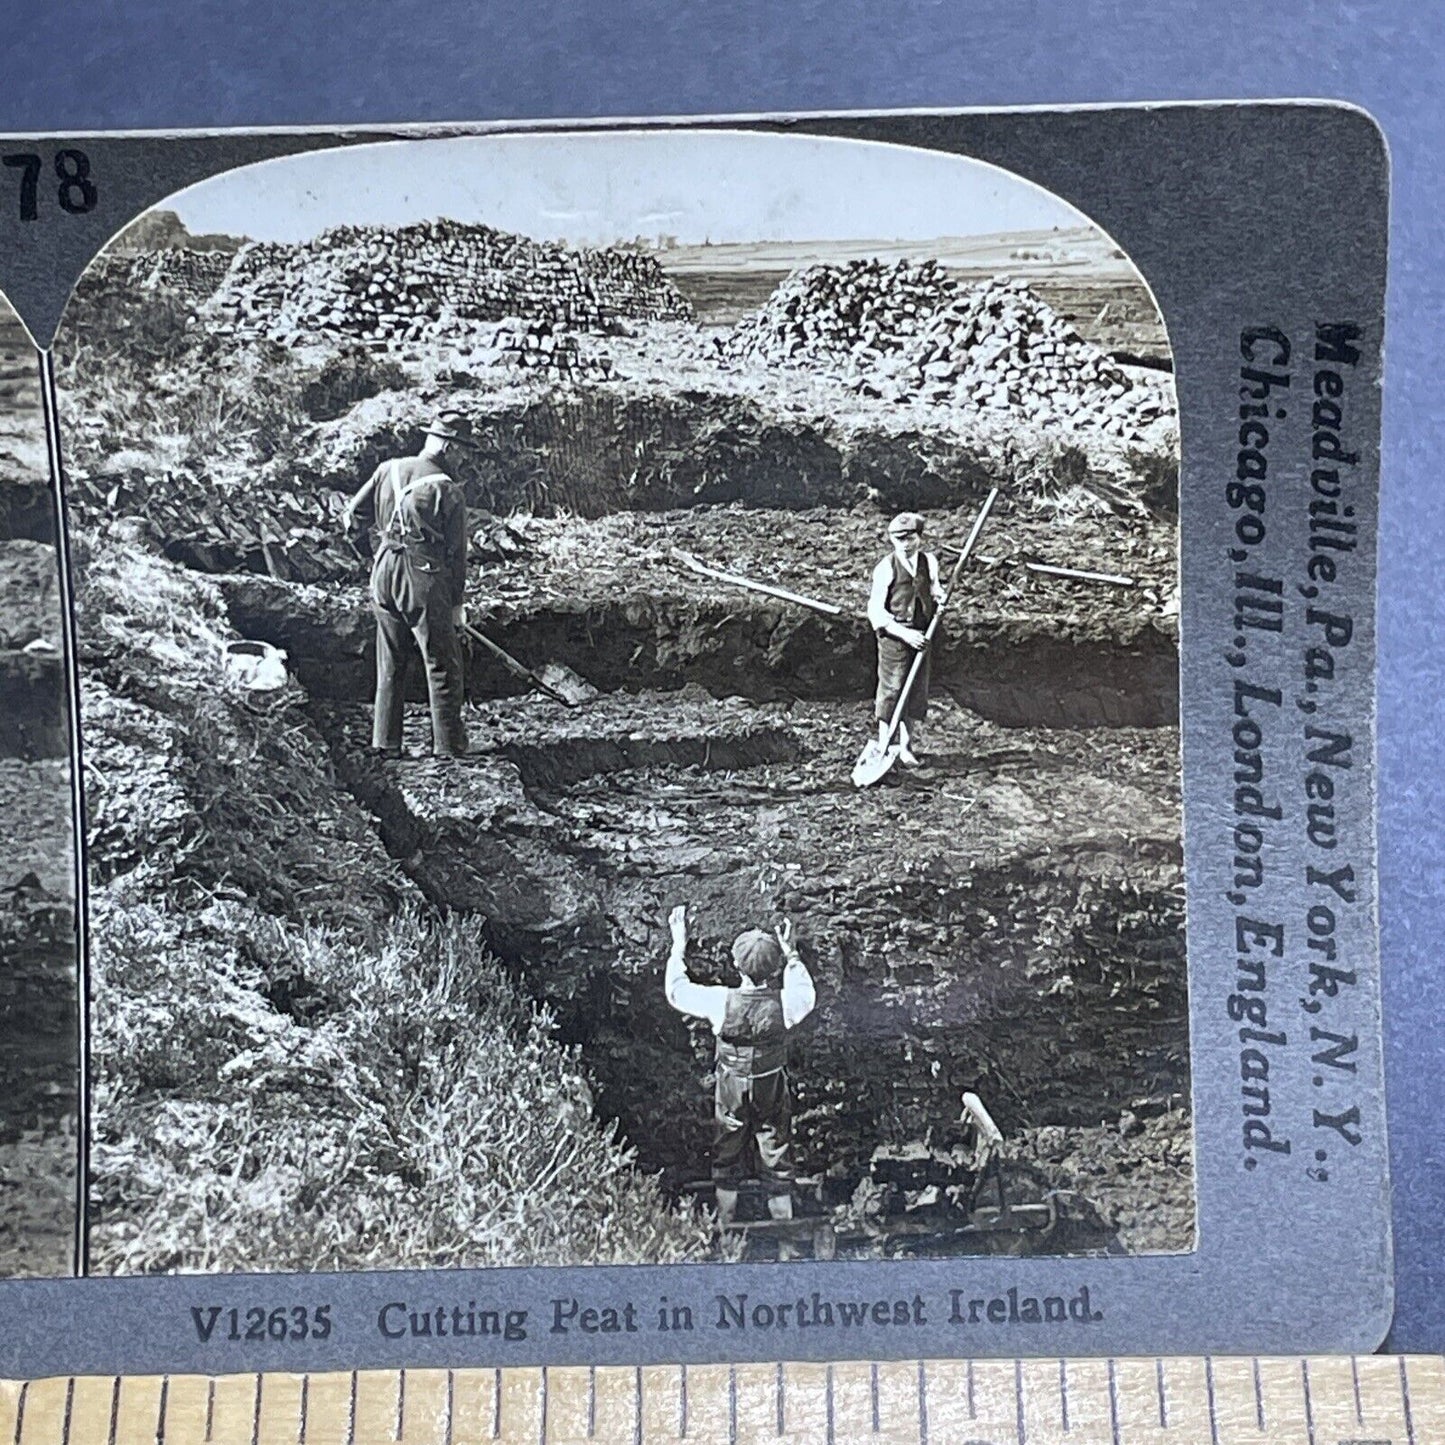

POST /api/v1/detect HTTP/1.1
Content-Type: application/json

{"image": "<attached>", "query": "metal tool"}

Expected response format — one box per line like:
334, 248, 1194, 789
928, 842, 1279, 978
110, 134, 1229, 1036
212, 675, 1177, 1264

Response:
852, 487, 999, 788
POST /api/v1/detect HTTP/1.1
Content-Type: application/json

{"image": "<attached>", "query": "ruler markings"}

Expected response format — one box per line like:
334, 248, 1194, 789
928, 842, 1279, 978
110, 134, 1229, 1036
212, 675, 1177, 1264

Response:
868, 1362, 919, 1444
1300, 1358, 1314, 1445
1401, 1353, 1416, 1445
113, 1377, 166, 1445
444, 1366, 493, 1445
156, 1376, 210, 1445
1298, 1358, 1356, 1445
253, 1373, 302, 1445
536, 1366, 582, 1443
19, 1378, 72, 1445
780, 1358, 826, 1439
496, 1366, 544, 1443
731, 1363, 776, 1445
1350, 1354, 1410, 1444
304, 1371, 352, 1445
1110, 1356, 1171, 1444
395, 1369, 446, 1444
635, 1366, 677, 1443
202, 1377, 259, 1445
22, 1359, 1445, 1443
353, 1368, 399, 1445
1404, 1355, 1445, 1444
677, 1363, 728, 1444
1258, 1355, 1309, 1443
968, 1360, 1021, 1444
1204, 1357, 1219, 1445
822, 1362, 871, 1442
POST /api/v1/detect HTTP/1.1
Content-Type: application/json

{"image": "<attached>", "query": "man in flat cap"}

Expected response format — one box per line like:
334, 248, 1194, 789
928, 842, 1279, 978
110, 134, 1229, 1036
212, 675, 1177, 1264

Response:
342, 411, 474, 758
865, 511, 948, 767
664, 904, 817, 1237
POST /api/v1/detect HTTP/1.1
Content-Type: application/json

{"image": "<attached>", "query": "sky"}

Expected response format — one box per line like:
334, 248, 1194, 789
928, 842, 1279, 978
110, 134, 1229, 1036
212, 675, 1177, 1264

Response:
166, 130, 1088, 248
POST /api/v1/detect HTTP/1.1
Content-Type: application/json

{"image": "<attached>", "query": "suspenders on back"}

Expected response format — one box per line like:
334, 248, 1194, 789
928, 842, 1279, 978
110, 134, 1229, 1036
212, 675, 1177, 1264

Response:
381, 459, 449, 551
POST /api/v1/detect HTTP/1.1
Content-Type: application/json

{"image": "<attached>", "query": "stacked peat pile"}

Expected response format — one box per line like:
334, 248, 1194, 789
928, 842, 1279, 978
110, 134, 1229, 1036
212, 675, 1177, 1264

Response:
68, 461, 530, 586
728, 262, 1172, 442
79, 249, 235, 308
201, 221, 692, 346
725, 258, 954, 366
486, 319, 615, 382
67, 465, 357, 584
892, 278, 1169, 439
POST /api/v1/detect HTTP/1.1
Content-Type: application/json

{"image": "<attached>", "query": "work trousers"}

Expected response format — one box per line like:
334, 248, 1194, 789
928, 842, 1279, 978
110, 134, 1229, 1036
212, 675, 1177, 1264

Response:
875, 633, 932, 723
712, 1065, 793, 1195
371, 548, 468, 756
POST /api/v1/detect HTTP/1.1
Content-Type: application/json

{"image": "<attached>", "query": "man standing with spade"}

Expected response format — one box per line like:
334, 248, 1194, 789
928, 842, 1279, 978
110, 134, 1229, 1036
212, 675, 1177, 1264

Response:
866, 511, 949, 767
342, 411, 475, 759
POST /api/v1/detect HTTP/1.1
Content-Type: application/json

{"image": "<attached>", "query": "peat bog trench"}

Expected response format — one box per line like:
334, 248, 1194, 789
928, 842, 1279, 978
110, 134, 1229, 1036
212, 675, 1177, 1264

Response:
216, 555, 1191, 1254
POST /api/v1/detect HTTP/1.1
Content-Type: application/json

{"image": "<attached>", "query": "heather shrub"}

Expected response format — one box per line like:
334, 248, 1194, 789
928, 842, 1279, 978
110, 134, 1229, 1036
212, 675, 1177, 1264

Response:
91, 902, 714, 1273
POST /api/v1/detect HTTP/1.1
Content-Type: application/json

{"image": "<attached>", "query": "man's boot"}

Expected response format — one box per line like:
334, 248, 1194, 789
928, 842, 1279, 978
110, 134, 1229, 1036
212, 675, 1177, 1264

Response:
715, 1188, 739, 1233
767, 1192, 797, 1261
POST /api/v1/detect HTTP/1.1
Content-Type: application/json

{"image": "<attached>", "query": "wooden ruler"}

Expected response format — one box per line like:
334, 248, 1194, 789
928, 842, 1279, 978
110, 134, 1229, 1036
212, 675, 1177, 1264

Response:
0, 1357, 1441, 1443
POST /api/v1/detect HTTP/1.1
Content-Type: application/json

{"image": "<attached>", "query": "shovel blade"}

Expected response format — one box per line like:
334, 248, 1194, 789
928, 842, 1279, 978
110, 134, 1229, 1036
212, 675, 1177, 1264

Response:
852, 740, 899, 789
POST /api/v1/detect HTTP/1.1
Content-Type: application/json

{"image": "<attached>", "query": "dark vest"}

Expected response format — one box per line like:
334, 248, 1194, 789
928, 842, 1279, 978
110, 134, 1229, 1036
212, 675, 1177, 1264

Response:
883, 552, 938, 628
716, 989, 788, 1081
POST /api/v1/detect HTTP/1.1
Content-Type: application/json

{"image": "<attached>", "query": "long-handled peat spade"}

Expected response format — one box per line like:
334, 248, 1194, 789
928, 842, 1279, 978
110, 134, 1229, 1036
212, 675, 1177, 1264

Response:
851, 487, 999, 789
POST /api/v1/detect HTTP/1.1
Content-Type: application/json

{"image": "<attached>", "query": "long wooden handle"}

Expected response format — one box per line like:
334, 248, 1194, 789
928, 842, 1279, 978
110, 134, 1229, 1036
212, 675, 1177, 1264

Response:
462, 621, 578, 708
880, 488, 999, 747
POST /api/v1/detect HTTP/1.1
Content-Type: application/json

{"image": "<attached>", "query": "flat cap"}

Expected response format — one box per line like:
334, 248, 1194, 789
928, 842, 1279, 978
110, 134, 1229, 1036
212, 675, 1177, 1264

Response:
732, 929, 784, 982
887, 511, 925, 537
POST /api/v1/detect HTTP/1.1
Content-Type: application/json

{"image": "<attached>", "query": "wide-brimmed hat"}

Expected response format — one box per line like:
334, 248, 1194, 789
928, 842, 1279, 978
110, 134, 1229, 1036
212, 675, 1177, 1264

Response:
888, 511, 925, 537
424, 410, 475, 446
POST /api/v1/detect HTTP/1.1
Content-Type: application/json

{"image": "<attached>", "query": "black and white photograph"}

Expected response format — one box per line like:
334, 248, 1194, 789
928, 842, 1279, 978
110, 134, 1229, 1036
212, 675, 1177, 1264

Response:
13, 128, 1190, 1276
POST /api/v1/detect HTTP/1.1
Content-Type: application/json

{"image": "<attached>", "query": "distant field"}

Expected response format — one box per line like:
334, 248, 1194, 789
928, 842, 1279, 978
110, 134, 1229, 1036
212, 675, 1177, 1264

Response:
658, 227, 1171, 367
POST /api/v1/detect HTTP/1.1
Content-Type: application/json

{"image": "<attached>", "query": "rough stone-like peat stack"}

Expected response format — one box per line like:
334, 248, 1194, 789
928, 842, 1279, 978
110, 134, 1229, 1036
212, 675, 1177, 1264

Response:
725, 257, 955, 365
79, 248, 237, 308
728, 261, 1171, 441
200, 221, 693, 345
